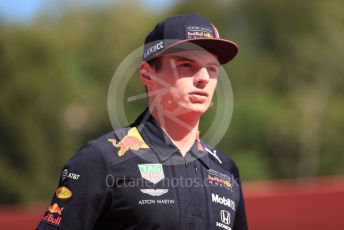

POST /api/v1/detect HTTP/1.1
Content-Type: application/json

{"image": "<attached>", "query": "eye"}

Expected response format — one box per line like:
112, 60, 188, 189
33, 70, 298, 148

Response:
179, 62, 193, 68
207, 66, 219, 73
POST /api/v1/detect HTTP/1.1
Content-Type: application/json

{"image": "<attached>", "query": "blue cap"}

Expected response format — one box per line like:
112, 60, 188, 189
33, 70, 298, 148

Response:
143, 13, 238, 64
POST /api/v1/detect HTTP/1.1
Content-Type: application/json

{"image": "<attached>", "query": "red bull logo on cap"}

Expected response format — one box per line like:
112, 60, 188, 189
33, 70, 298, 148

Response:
108, 127, 149, 157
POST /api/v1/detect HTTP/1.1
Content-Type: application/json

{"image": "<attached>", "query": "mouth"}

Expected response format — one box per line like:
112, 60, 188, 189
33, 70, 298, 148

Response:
189, 91, 209, 103
189, 91, 209, 97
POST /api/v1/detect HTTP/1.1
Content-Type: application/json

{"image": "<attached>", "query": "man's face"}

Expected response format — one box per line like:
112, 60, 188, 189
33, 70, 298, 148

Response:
146, 49, 220, 117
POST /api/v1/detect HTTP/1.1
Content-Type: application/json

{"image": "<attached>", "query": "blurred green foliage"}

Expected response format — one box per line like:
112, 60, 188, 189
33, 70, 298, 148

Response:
0, 0, 343, 204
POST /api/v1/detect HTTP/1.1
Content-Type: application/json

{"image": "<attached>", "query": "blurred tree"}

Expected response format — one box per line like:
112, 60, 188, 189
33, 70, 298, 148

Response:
0, 2, 156, 203
233, 0, 344, 179
0, 23, 75, 203
171, 0, 344, 179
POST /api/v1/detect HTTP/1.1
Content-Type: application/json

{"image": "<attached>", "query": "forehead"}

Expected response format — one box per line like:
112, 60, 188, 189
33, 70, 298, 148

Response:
161, 49, 220, 66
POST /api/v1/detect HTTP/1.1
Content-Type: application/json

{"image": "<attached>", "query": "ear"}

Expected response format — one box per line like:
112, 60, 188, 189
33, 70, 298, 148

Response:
139, 61, 155, 89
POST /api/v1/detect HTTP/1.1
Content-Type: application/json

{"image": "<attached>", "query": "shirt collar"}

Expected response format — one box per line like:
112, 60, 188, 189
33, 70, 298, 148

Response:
132, 109, 210, 168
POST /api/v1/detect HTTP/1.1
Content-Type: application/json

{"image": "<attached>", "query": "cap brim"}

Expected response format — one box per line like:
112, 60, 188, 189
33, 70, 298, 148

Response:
158, 38, 239, 64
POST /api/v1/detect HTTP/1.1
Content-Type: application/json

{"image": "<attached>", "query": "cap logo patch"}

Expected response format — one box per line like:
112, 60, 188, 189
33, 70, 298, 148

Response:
143, 41, 164, 59
185, 25, 214, 39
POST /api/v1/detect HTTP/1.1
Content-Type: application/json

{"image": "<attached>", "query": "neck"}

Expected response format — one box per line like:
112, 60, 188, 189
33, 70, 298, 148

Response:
150, 108, 201, 156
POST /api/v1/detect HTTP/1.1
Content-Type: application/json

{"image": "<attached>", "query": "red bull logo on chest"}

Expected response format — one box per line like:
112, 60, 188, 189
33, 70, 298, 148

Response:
108, 127, 149, 157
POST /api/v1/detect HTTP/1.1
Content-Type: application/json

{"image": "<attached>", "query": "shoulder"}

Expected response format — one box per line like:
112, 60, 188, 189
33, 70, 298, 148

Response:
69, 130, 115, 163
68, 126, 140, 167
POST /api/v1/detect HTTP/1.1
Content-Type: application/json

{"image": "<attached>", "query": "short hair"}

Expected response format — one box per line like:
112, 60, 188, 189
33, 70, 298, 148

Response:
147, 57, 162, 72
143, 57, 162, 94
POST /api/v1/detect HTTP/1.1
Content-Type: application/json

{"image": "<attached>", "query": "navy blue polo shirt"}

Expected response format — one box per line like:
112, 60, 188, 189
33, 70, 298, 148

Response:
37, 110, 248, 230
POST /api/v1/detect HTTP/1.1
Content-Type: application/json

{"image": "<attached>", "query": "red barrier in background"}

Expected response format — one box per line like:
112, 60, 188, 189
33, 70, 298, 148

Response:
244, 176, 344, 230
0, 176, 343, 230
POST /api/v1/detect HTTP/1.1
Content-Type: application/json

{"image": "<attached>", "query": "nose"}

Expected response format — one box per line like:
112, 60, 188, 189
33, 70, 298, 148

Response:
194, 67, 209, 88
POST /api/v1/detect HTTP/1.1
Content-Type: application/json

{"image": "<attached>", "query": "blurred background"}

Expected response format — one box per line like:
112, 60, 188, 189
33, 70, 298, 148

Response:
0, 0, 343, 229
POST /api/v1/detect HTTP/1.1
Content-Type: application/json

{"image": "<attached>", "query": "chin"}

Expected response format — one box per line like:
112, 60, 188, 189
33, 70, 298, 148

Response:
184, 104, 210, 116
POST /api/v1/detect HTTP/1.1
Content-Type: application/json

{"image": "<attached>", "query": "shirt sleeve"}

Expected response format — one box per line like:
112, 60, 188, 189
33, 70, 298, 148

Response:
36, 143, 113, 230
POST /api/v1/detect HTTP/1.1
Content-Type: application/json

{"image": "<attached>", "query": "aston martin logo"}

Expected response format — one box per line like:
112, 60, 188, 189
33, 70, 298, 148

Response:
140, 189, 169, 197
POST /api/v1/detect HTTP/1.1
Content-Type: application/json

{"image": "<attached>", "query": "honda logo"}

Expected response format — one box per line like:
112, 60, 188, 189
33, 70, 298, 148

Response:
220, 210, 231, 225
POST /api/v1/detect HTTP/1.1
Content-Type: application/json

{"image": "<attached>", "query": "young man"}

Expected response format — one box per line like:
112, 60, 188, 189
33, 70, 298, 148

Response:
37, 13, 248, 230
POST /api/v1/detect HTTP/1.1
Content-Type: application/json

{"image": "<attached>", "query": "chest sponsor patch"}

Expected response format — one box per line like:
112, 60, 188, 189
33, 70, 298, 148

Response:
61, 169, 68, 181
138, 163, 165, 184
48, 203, 64, 215
138, 199, 175, 205
207, 169, 238, 191
211, 193, 236, 211
42, 203, 64, 226
216, 210, 231, 230
42, 213, 62, 226
61, 168, 80, 181
55, 186, 72, 199
140, 189, 169, 197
